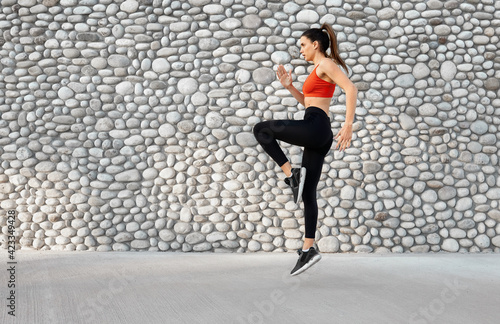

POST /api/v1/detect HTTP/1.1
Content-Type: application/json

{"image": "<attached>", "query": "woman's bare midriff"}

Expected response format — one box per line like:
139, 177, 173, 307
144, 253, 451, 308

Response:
304, 97, 331, 115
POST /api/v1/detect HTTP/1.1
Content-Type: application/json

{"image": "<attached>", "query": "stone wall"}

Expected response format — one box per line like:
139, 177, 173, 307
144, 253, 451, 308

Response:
1, 0, 500, 253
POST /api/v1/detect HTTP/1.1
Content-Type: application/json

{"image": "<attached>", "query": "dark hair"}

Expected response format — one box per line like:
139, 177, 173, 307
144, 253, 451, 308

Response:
302, 23, 348, 73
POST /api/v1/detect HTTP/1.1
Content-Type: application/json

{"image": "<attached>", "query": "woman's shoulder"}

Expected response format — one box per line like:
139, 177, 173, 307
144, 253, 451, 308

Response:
319, 58, 339, 69
317, 58, 341, 76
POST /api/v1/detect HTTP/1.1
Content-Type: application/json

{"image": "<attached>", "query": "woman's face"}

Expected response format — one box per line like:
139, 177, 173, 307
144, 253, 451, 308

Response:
299, 36, 317, 62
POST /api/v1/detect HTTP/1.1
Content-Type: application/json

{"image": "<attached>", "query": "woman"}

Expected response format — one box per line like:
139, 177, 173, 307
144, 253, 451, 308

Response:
253, 23, 357, 276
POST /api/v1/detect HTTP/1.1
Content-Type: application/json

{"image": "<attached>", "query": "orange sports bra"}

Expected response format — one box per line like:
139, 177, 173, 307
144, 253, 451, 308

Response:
303, 63, 336, 98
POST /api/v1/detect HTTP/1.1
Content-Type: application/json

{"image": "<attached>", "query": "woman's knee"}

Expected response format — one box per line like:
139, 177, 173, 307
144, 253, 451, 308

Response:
253, 121, 271, 143
253, 121, 264, 136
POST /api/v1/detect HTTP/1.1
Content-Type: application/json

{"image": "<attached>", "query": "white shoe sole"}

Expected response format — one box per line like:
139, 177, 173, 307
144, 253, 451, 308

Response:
291, 253, 321, 276
295, 167, 306, 204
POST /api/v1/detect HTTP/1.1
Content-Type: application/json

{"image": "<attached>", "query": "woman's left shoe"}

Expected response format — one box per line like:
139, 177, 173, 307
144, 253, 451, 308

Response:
290, 247, 322, 276
284, 167, 306, 204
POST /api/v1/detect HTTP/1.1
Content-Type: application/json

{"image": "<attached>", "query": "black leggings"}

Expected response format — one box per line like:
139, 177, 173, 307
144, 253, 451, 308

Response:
253, 107, 333, 239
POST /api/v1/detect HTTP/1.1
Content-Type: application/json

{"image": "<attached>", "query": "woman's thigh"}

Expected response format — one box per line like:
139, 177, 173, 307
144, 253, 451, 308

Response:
263, 119, 330, 149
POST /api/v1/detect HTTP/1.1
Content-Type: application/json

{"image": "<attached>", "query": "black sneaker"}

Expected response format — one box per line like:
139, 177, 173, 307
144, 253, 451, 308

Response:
290, 247, 321, 276
284, 167, 306, 204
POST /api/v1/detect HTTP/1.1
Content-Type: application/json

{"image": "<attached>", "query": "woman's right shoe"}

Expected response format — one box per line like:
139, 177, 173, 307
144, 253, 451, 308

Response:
284, 167, 306, 204
290, 247, 322, 276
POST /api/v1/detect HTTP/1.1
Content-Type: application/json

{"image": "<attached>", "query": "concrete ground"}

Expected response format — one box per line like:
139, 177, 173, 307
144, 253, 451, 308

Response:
1, 251, 499, 324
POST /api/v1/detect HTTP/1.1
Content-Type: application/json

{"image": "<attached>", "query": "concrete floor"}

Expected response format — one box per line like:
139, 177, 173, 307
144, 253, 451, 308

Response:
1, 251, 499, 324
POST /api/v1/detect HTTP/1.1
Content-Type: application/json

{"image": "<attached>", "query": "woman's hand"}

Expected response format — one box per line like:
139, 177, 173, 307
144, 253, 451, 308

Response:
276, 64, 293, 88
335, 123, 353, 151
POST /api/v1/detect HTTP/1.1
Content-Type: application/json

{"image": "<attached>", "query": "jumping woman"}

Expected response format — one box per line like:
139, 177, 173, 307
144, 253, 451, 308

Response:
253, 23, 358, 275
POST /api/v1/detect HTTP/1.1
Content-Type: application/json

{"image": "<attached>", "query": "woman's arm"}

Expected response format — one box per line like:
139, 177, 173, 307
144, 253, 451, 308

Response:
319, 60, 358, 151
285, 83, 305, 107
343, 82, 357, 125
277, 65, 305, 106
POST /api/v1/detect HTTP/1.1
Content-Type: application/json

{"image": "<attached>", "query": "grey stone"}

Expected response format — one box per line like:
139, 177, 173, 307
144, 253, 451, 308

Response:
284, 2, 300, 14
120, 0, 139, 13
186, 232, 206, 245
76, 33, 101, 42
365, 89, 383, 101
19, 0, 37, 6
252, 233, 273, 243
421, 190, 438, 203
236, 70, 251, 84
419, 103, 437, 117
488, 210, 500, 222
271, 51, 291, 65
473, 36, 489, 45
116, 81, 134, 95
193, 242, 212, 252
131, 240, 150, 249
205, 112, 224, 128
252, 67, 275, 85
108, 55, 131, 68
16, 147, 33, 160
422, 224, 439, 234
242, 15, 262, 29
413, 63, 431, 79
96, 118, 114, 132
199, 39, 220, 51
203, 4, 224, 14
394, 74, 415, 87
378, 8, 396, 19
399, 113, 416, 130
485, 78, 500, 91
220, 18, 241, 31
170, 22, 190, 33
383, 55, 403, 64
492, 236, 500, 248
442, 238, 459, 252
297, 10, 320, 23
53, 116, 76, 125
35, 161, 56, 173
457, 219, 475, 230
115, 232, 134, 243
159, 124, 176, 138
455, 198, 473, 211
363, 161, 381, 174
188, 0, 210, 5
438, 187, 457, 200
486, 189, 500, 200
434, 25, 451, 36
174, 223, 192, 235
474, 235, 490, 249
440, 61, 457, 81
318, 236, 340, 253
115, 170, 141, 182
470, 121, 488, 135
177, 120, 196, 133
152, 58, 170, 73
159, 229, 176, 242
340, 186, 355, 200
58, 87, 74, 100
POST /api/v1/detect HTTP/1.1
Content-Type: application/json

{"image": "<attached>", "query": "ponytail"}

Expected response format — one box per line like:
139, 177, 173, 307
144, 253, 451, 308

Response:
320, 23, 348, 73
